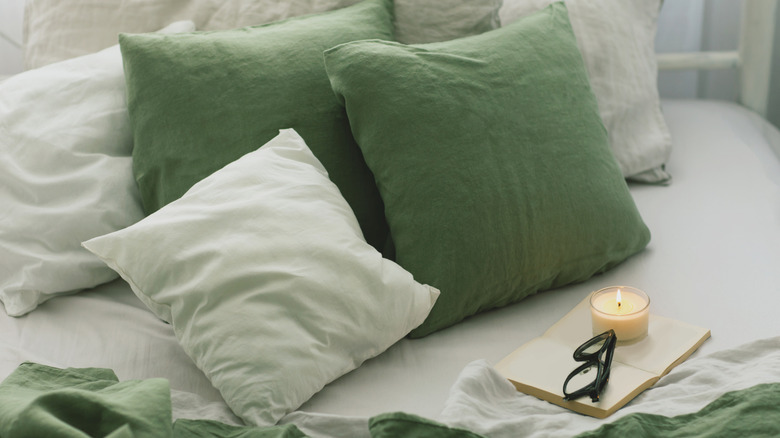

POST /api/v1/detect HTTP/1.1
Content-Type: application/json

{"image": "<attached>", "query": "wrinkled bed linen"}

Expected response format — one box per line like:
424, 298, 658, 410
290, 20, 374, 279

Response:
280, 336, 780, 437
437, 337, 780, 437
2, 337, 779, 437
0, 362, 302, 437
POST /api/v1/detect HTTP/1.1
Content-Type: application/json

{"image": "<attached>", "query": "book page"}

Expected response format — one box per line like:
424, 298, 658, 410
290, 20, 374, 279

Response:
542, 297, 595, 348
495, 336, 658, 416
613, 314, 710, 375
495, 338, 578, 393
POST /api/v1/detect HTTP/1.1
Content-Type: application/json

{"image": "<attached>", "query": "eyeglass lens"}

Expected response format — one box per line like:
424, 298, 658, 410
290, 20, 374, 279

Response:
563, 362, 599, 395
580, 337, 607, 356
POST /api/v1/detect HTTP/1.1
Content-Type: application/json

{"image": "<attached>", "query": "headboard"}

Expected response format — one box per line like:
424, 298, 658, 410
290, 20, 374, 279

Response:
656, 0, 778, 117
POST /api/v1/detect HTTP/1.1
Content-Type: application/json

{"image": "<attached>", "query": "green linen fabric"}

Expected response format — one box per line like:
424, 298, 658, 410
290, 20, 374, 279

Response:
120, 0, 393, 253
324, 2, 651, 337
0, 362, 308, 437
172, 420, 305, 438
0, 362, 172, 437
575, 383, 780, 437
369, 412, 487, 438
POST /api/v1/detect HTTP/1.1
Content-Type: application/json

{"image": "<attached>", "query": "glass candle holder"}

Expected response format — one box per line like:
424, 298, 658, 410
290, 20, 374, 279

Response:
590, 286, 650, 343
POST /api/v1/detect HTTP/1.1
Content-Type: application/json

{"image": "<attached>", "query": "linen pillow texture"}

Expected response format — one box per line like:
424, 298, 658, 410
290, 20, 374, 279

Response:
120, 0, 393, 253
501, 0, 672, 183
324, 3, 651, 337
0, 21, 195, 317
393, 0, 501, 44
24, 0, 502, 69
83, 129, 439, 426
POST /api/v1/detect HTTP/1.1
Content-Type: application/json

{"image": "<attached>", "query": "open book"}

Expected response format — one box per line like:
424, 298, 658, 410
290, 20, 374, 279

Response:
495, 296, 711, 418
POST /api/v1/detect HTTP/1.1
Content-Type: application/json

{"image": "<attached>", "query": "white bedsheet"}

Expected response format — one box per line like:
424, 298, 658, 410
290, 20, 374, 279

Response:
1, 99, 779, 431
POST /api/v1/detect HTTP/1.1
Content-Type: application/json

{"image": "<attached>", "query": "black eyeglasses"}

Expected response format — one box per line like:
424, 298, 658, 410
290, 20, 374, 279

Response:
562, 329, 616, 403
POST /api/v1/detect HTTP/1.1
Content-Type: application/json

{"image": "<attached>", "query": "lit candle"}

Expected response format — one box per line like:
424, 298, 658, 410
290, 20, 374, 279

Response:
590, 286, 650, 343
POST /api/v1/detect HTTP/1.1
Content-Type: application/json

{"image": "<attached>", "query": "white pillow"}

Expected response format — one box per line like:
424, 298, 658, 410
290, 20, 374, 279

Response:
0, 20, 195, 317
501, 0, 672, 183
23, 0, 501, 68
83, 129, 439, 425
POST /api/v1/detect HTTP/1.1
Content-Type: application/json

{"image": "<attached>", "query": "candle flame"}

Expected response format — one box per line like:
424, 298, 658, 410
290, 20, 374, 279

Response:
616, 289, 622, 309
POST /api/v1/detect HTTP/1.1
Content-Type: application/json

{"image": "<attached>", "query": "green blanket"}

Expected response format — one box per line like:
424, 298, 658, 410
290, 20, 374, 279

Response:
0, 363, 302, 438
2, 362, 779, 437
574, 382, 780, 438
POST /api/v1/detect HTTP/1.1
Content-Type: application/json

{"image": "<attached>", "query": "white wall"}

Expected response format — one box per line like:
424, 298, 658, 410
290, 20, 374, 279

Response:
768, 4, 780, 129
0, 0, 24, 76
656, 0, 706, 100
657, 0, 780, 129
656, 0, 742, 101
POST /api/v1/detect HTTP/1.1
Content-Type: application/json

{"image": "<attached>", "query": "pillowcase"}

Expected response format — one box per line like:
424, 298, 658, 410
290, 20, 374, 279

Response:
24, 0, 502, 69
500, 0, 672, 183
120, 0, 393, 254
393, 0, 501, 44
324, 3, 651, 337
83, 129, 439, 425
0, 21, 195, 317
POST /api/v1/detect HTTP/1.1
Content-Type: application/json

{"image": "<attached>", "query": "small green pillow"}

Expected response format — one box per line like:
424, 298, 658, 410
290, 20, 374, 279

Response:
120, 0, 393, 252
324, 3, 651, 337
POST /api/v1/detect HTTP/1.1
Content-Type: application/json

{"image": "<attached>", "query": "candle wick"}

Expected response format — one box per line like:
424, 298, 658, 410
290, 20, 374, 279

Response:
618, 301, 621, 309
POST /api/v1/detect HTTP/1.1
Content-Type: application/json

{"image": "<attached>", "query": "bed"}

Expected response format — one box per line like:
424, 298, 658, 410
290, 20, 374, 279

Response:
1, 0, 779, 436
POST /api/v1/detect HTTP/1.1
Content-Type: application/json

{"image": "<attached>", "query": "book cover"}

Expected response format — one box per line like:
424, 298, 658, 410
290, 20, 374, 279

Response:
494, 296, 711, 418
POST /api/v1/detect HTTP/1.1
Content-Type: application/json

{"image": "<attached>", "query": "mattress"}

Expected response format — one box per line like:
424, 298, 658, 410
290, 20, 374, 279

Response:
1, 98, 779, 425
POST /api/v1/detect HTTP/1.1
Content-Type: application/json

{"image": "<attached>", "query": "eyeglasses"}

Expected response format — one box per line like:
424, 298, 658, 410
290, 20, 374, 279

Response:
562, 329, 616, 403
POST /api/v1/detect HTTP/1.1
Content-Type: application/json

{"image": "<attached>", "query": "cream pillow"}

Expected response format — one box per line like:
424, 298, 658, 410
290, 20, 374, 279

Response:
24, 0, 501, 68
501, 0, 672, 183
83, 129, 439, 425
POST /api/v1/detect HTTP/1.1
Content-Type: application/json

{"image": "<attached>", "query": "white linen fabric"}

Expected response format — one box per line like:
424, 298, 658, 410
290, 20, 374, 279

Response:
83, 129, 440, 426
278, 337, 780, 437
0, 278, 224, 402
23, 0, 501, 69
0, 20, 195, 317
501, 0, 672, 183
438, 337, 780, 438
393, 0, 501, 44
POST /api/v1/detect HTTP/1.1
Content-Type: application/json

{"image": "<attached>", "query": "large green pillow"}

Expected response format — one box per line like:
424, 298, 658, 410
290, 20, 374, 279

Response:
120, 0, 392, 252
324, 2, 651, 337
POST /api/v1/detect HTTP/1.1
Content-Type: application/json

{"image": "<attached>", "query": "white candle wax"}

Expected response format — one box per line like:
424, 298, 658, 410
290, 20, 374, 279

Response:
590, 286, 650, 342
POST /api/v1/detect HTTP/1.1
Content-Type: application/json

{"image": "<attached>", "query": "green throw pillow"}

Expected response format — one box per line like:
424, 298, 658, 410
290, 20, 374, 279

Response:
324, 3, 651, 337
120, 0, 393, 252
